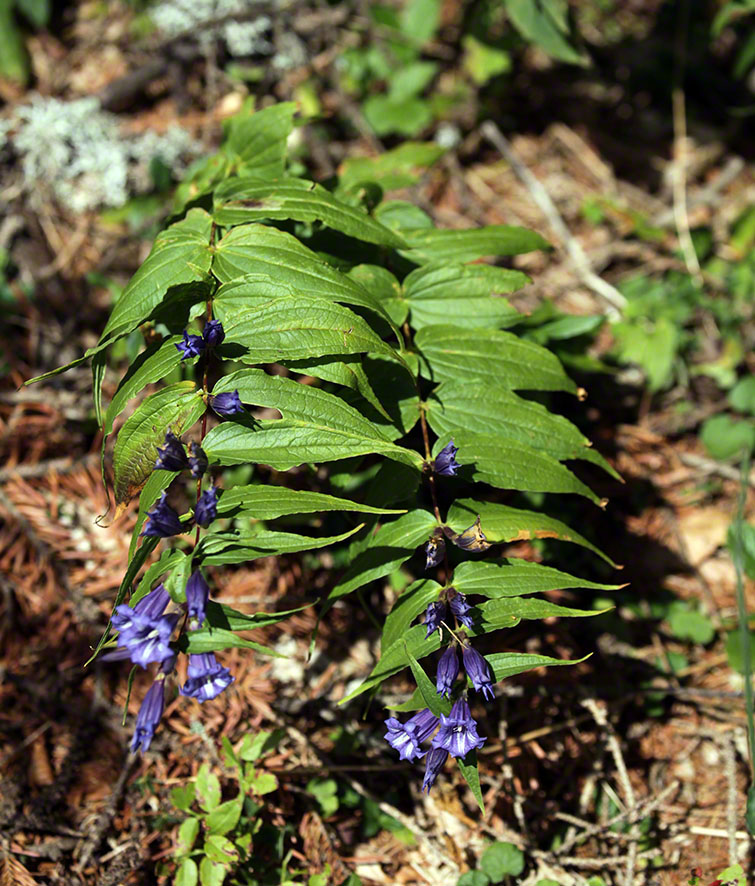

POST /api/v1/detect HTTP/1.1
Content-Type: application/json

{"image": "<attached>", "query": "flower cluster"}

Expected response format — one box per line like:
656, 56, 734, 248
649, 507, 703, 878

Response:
384, 697, 486, 792
106, 577, 235, 752
384, 581, 496, 789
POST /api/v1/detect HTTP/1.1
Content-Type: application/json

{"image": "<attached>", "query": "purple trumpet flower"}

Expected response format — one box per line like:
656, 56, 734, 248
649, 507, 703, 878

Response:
422, 747, 449, 793
141, 494, 184, 538
180, 653, 234, 702
383, 708, 439, 762
434, 440, 459, 477
185, 570, 210, 627
103, 612, 179, 668
154, 431, 189, 472
195, 486, 218, 528
436, 645, 459, 698
448, 591, 474, 629
111, 584, 170, 637
431, 697, 486, 759
176, 331, 205, 360
210, 390, 244, 417
131, 678, 166, 753
202, 319, 225, 349
424, 600, 447, 638
462, 645, 495, 701
187, 442, 208, 479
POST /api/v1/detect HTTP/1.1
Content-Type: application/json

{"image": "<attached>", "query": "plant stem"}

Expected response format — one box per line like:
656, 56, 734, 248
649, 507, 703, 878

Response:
419, 404, 442, 525
734, 450, 755, 781
194, 300, 213, 547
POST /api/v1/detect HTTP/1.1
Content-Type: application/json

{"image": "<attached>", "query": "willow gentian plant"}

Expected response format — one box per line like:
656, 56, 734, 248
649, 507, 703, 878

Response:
30, 103, 620, 806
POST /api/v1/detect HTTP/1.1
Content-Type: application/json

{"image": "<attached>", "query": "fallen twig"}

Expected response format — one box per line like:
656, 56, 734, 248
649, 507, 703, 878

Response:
480, 120, 627, 319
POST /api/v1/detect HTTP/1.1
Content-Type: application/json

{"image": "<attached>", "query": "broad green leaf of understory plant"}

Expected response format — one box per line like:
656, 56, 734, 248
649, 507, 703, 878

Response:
213, 177, 407, 248
416, 325, 578, 393
400, 0, 441, 45
453, 559, 623, 598
195, 525, 363, 567
213, 289, 400, 365
101, 209, 214, 348
204, 370, 423, 471
400, 224, 549, 263
451, 429, 602, 503
480, 841, 525, 880
112, 381, 205, 506
284, 355, 391, 420
485, 652, 591, 682
425, 382, 618, 477
173, 103, 296, 212
179, 627, 281, 657
226, 101, 296, 172
404, 262, 528, 330
101, 335, 194, 442
211, 223, 397, 331
24, 209, 214, 414
216, 484, 406, 519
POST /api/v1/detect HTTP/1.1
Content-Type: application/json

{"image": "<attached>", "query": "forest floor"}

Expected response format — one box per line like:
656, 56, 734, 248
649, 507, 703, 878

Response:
1, 3, 754, 885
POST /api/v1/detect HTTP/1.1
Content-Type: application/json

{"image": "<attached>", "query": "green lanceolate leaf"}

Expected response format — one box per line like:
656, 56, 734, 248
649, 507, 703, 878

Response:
453, 559, 624, 598
426, 383, 619, 478
405, 644, 451, 718
195, 525, 363, 567
214, 286, 400, 364
112, 381, 205, 506
216, 484, 406, 519
226, 101, 297, 173
328, 509, 438, 601
457, 752, 485, 813
180, 627, 282, 657
101, 209, 214, 347
102, 334, 194, 440
203, 370, 423, 471
485, 651, 590, 681
404, 262, 527, 330
416, 325, 577, 394
284, 356, 391, 420
447, 498, 617, 566
471, 596, 609, 634
451, 429, 602, 503
382, 579, 443, 652
129, 468, 180, 556
205, 601, 312, 631
212, 224, 397, 331
400, 224, 549, 264
213, 177, 407, 248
